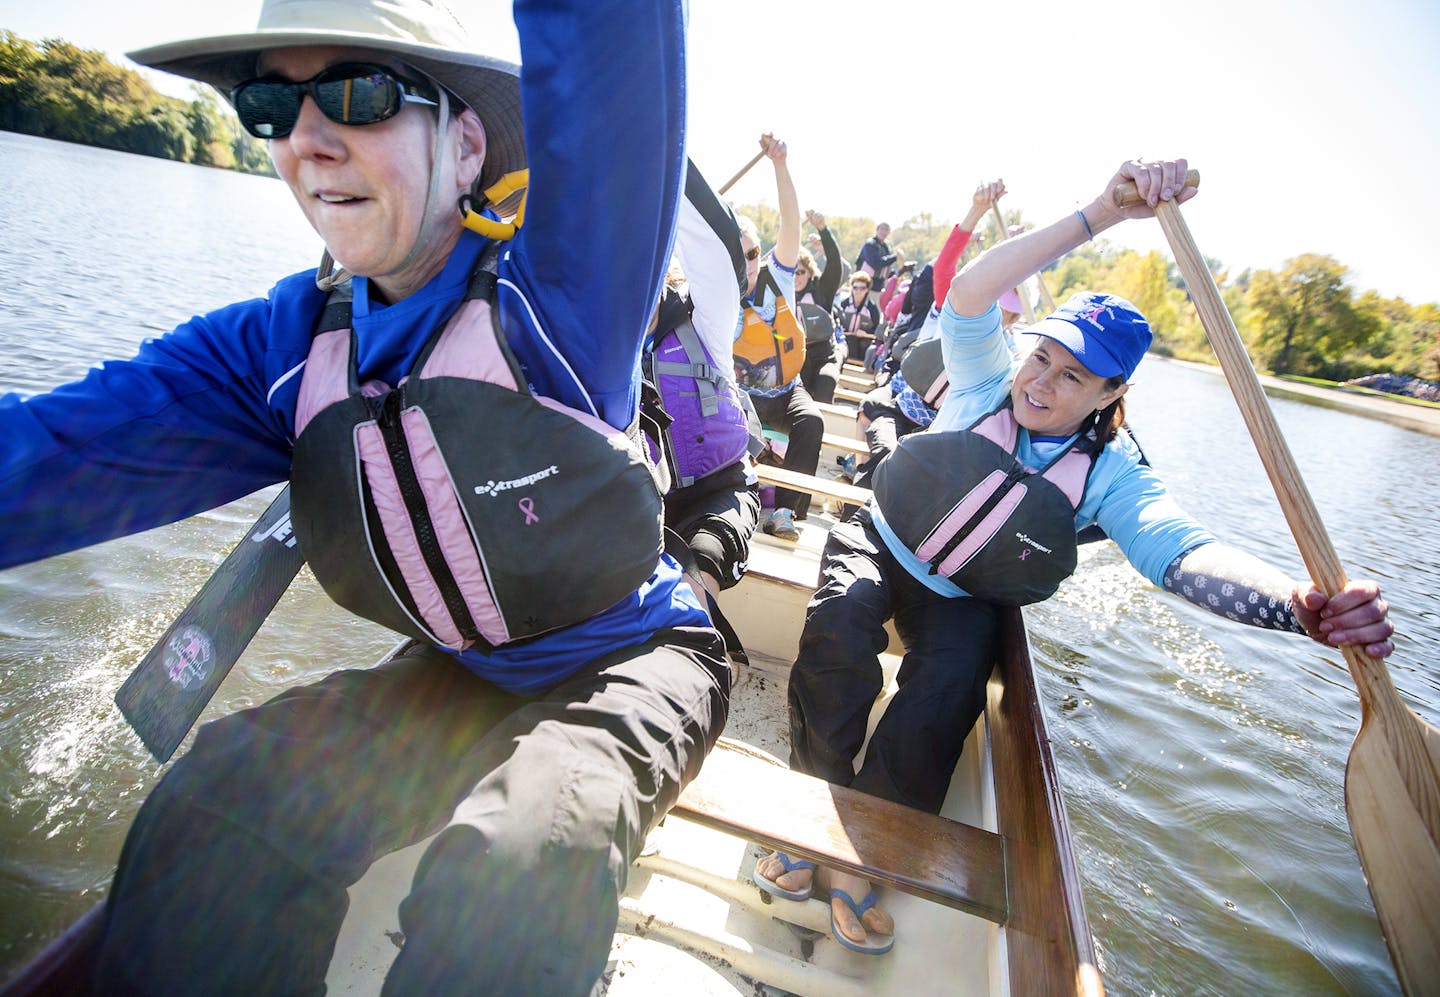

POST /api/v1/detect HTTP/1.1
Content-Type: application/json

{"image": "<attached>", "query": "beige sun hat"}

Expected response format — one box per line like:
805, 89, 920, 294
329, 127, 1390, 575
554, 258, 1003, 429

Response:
127, 0, 524, 194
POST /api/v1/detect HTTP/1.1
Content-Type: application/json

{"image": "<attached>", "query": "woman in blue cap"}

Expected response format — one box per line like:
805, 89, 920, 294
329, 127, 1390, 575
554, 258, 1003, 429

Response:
0, 0, 725, 991
756, 158, 1395, 955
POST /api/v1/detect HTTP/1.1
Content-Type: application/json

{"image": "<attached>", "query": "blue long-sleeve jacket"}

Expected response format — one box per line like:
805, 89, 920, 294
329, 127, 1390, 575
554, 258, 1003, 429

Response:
0, 1, 708, 693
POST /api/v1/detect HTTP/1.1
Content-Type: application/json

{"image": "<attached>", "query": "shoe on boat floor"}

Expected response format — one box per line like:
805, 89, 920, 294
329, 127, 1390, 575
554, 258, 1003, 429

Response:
762, 508, 800, 542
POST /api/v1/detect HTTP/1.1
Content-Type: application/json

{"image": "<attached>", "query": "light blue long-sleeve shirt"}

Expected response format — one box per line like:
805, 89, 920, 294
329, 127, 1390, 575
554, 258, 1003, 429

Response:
870, 301, 1214, 597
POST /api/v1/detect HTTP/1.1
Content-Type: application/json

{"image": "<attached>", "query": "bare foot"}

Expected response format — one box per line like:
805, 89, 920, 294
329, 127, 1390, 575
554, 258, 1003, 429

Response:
754, 851, 814, 896
824, 868, 893, 948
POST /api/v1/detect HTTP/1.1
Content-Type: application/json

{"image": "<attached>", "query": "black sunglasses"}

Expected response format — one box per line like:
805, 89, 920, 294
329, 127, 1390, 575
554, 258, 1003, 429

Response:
232, 62, 440, 139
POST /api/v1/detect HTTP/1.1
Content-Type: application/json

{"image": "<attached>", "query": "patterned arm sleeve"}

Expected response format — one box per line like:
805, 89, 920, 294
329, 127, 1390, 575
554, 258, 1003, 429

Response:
1161, 541, 1306, 634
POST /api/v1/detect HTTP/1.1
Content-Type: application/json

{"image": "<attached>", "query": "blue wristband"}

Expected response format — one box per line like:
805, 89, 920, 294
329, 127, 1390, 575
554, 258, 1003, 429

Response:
1076, 209, 1095, 241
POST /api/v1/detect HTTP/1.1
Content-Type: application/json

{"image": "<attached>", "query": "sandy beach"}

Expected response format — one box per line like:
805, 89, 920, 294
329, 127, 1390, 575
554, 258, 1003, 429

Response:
1157, 357, 1440, 438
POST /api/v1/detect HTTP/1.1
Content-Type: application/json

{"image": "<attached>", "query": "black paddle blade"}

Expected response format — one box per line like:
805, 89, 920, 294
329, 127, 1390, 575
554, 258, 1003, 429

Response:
114, 486, 306, 763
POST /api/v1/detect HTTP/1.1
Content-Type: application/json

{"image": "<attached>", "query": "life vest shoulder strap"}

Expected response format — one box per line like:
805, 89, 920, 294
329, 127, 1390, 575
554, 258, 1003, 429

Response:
965, 400, 1098, 510
296, 242, 514, 436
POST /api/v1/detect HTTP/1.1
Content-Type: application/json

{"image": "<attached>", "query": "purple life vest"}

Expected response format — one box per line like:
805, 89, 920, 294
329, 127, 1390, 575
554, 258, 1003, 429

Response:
289, 263, 664, 652
872, 400, 1097, 606
643, 316, 750, 489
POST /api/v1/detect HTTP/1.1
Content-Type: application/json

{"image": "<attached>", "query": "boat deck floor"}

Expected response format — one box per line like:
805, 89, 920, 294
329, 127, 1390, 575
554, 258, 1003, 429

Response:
326, 657, 1003, 997
326, 504, 1005, 996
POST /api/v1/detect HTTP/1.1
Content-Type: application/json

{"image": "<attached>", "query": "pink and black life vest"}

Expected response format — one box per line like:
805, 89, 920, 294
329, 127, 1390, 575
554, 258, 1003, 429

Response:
642, 290, 750, 489
797, 301, 838, 347
872, 399, 1098, 606
289, 258, 664, 652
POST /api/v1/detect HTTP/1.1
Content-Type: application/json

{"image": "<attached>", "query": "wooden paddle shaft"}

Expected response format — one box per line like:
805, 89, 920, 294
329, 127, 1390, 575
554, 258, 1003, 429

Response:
990, 202, 1058, 312
717, 149, 765, 195
1112, 177, 1409, 693
987, 202, 1038, 323
1119, 181, 1440, 992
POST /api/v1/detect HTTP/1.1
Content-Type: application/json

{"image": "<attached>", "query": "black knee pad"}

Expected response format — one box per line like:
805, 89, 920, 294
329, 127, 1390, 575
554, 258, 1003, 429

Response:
688, 513, 752, 590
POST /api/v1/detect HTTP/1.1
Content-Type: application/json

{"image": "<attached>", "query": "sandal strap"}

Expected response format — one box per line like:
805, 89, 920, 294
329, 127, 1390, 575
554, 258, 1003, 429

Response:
774, 851, 816, 874
830, 887, 879, 918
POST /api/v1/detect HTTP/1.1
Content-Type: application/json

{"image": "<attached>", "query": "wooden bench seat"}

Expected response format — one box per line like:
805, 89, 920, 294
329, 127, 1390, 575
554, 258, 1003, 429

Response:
834, 386, 867, 404
821, 432, 868, 455
815, 400, 858, 438
674, 738, 1008, 923
755, 464, 869, 507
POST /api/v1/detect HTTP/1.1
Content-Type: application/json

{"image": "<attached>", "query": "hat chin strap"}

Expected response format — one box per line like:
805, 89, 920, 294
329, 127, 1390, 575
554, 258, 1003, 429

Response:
315, 88, 456, 293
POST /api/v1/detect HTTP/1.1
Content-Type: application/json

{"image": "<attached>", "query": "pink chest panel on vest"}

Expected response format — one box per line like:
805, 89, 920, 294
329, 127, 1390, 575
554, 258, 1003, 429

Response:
289, 274, 663, 652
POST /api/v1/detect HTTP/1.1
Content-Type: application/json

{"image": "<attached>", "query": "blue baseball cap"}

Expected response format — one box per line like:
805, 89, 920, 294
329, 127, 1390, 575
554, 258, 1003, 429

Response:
1028, 292, 1152, 380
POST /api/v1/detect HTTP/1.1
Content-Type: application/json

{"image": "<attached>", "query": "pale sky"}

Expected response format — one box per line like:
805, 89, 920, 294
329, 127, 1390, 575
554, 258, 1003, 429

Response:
4, 0, 1437, 304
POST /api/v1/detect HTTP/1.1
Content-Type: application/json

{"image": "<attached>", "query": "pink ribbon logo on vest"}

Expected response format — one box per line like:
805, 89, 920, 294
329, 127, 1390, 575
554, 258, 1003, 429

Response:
518, 497, 539, 525
1019, 549, 1031, 561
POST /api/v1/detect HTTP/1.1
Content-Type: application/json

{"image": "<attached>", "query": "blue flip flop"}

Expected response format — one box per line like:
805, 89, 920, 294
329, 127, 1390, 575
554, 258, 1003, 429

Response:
829, 888, 894, 955
752, 851, 816, 902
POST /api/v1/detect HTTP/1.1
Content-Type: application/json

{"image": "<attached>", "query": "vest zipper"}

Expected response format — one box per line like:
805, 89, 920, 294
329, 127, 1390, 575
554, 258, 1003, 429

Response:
927, 463, 1030, 574
375, 391, 480, 642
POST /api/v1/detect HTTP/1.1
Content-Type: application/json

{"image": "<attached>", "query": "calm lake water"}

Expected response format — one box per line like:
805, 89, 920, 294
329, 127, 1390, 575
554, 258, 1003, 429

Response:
2, 131, 1437, 995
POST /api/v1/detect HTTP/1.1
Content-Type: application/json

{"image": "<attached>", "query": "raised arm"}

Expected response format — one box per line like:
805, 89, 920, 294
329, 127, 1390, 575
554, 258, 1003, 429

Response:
947, 160, 1192, 318
673, 160, 745, 353
764, 133, 800, 270
928, 180, 1005, 308
505, 0, 688, 426
809, 211, 844, 307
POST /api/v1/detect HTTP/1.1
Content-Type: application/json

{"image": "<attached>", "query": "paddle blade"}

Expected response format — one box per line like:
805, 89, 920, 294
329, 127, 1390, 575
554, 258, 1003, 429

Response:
114, 487, 305, 763
1346, 715, 1440, 994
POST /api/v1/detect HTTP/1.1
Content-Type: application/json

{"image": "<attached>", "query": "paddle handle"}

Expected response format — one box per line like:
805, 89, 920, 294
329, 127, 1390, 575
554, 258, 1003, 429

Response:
1109, 169, 1202, 208
987, 202, 1039, 324
718, 150, 765, 195
1149, 196, 1439, 823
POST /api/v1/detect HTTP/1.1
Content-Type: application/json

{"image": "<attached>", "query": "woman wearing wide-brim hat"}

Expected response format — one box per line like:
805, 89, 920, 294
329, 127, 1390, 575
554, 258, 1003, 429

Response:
0, 0, 727, 992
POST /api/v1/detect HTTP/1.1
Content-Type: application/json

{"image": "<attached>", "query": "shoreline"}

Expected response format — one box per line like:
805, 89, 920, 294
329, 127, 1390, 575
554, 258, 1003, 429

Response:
1154, 357, 1440, 439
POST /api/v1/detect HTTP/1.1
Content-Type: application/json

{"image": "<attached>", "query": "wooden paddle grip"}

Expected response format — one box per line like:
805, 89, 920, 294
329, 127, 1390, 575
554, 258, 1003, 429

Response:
1110, 169, 1201, 208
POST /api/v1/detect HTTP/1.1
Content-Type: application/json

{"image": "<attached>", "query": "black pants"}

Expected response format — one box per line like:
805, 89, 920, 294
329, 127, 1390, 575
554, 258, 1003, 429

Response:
665, 460, 760, 590
93, 629, 729, 996
844, 333, 873, 363
788, 510, 998, 813
853, 390, 924, 492
800, 340, 844, 404
750, 383, 823, 519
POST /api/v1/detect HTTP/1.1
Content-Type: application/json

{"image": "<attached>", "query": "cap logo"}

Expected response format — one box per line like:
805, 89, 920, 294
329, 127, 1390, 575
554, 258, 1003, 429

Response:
1073, 302, 1112, 329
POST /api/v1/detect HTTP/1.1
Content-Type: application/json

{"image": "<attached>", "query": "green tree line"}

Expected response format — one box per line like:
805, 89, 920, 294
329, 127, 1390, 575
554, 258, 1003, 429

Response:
0, 31, 273, 175
742, 204, 1439, 386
